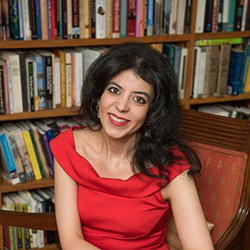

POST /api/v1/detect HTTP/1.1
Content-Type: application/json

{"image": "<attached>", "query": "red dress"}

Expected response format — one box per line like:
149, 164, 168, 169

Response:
50, 127, 190, 250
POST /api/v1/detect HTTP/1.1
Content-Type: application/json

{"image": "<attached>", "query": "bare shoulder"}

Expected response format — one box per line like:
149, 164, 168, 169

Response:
161, 170, 194, 201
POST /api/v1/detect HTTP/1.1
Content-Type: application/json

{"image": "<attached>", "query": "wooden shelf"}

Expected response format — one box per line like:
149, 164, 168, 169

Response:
189, 93, 250, 105
0, 35, 191, 49
1, 177, 54, 193
0, 107, 79, 121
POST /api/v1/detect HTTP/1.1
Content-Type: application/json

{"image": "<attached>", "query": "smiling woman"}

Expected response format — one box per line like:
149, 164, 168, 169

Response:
49, 42, 214, 250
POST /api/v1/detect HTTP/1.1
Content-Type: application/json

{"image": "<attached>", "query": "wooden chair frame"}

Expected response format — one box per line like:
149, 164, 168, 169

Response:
0, 108, 250, 249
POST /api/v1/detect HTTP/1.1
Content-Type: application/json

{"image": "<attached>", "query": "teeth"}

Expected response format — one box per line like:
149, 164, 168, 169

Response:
110, 114, 127, 123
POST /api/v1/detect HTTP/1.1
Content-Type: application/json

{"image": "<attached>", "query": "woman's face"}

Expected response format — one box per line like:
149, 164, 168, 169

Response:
99, 70, 153, 140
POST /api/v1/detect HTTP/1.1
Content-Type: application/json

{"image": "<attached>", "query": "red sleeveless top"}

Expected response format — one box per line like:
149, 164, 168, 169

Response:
50, 127, 190, 250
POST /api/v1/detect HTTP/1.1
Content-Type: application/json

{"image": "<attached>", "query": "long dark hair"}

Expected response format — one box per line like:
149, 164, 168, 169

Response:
78, 42, 201, 181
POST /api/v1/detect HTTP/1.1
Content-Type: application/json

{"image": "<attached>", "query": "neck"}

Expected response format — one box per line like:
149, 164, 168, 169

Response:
96, 129, 136, 161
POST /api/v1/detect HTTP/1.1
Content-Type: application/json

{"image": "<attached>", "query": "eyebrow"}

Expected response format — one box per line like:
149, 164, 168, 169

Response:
108, 82, 152, 100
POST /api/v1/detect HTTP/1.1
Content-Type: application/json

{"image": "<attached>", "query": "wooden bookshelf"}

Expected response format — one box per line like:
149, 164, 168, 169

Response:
0, 0, 250, 249
1, 178, 54, 194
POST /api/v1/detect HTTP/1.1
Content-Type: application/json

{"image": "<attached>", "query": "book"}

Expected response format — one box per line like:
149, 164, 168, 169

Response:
153, 0, 161, 35
169, 0, 178, 34
195, 37, 243, 46
136, 0, 143, 37
26, 121, 51, 178
127, 0, 136, 37
72, 0, 80, 38
204, 0, 214, 32
0, 51, 23, 113
222, 0, 229, 31
0, 127, 20, 185
176, 0, 187, 34
2, 122, 35, 181
146, 0, 154, 36
96, 0, 106, 38
105, 0, 112, 38
195, 0, 206, 33
16, 121, 43, 180
120, 0, 128, 37
90, 0, 96, 38
234, 0, 244, 31
18, 0, 24, 40
25, 57, 35, 111
227, 0, 236, 31
211, 0, 218, 33
0, 59, 9, 114
0, 64, 5, 114
216, 44, 231, 97
241, 0, 249, 31
202, 46, 212, 98
227, 49, 245, 95
67, 0, 72, 39
178, 47, 188, 99
2, 0, 10, 40
112, 0, 120, 38
162, 0, 171, 34
0, 125, 26, 183
27, 51, 46, 110
36, 49, 55, 110
9, 0, 20, 40
22, 0, 31, 40
191, 46, 201, 99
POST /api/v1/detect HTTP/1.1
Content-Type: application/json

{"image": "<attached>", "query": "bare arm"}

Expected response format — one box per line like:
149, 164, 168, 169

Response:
54, 158, 100, 250
162, 170, 214, 250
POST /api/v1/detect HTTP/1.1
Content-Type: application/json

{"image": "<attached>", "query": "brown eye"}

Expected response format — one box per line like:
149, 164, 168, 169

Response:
108, 87, 120, 94
133, 96, 146, 104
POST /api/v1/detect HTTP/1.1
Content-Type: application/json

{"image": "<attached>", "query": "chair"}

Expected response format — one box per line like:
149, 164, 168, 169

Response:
0, 108, 250, 250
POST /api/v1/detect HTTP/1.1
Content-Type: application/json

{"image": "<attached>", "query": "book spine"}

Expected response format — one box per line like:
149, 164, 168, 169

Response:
120, 0, 127, 38
241, 0, 249, 31
227, 0, 236, 31
212, 0, 218, 33
9, 0, 20, 40
0, 0, 3, 40
112, 0, 120, 38
28, 61, 35, 111
95, 0, 106, 38
244, 63, 250, 92
234, 0, 244, 31
40, 132, 54, 176
62, 0, 67, 39
35, 0, 42, 39
65, 52, 71, 107
0, 134, 16, 173
30, 0, 38, 40
23, 0, 31, 40
146, 0, 154, 36
2, 62, 10, 114
2, 0, 10, 40
195, 37, 243, 46
44, 56, 53, 110
105, 0, 112, 38
222, 0, 229, 31
217, 0, 224, 32
176, 0, 186, 35
18, 0, 24, 40
19, 53, 29, 112
204, 0, 213, 33
29, 129, 46, 178
40, 0, 48, 40
59, 51, 66, 107
48, 0, 53, 39
153, 0, 161, 35
51, 0, 56, 39
90, 0, 96, 38
67, 0, 72, 39
22, 130, 42, 180
203, 46, 211, 98
72, 0, 80, 38
83, 0, 90, 38
0, 66, 5, 114
6, 61, 14, 114
135, 0, 142, 37
36, 56, 46, 110
184, 0, 192, 34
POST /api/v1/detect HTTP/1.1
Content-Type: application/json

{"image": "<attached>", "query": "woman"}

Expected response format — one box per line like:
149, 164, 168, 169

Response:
50, 43, 213, 250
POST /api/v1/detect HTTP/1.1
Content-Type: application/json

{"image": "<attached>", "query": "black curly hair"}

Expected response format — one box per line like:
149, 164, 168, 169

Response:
77, 42, 201, 181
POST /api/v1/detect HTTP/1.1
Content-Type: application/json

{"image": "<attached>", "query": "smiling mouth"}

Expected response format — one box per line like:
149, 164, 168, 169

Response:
109, 113, 130, 123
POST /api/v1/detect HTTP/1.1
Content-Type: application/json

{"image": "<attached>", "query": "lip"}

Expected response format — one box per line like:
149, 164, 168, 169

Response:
108, 113, 130, 126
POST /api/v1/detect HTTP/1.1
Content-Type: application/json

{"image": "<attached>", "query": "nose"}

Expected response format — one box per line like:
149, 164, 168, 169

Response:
116, 96, 130, 112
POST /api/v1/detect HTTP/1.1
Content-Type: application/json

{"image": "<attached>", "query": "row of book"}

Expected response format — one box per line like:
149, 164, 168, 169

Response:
3, 0, 192, 41
3, 188, 56, 250
197, 104, 250, 120
162, 44, 188, 99
195, 0, 250, 33
0, 47, 106, 115
0, 117, 80, 185
191, 38, 250, 99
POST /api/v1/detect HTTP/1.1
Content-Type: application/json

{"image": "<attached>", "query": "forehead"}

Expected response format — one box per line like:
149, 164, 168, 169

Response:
109, 70, 153, 94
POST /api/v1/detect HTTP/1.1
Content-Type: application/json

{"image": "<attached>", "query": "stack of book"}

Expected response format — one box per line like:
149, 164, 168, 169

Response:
197, 104, 250, 120
2, 188, 56, 249
0, 117, 79, 185
195, 0, 250, 33
191, 38, 250, 98
0, 47, 106, 115
1, 0, 192, 41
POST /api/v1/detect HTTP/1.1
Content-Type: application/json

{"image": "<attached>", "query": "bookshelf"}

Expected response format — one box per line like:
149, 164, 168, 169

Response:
0, 0, 250, 249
